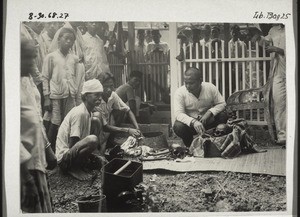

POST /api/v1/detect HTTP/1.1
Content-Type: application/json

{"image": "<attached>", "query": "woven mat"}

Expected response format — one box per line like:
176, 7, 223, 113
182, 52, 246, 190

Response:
143, 148, 285, 176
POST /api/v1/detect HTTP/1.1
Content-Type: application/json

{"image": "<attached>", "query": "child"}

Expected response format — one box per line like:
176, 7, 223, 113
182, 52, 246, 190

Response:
42, 28, 79, 152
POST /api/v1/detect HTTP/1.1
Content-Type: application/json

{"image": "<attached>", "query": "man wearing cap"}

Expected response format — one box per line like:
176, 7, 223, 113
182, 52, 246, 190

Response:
55, 79, 105, 181
146, 29, 169, 55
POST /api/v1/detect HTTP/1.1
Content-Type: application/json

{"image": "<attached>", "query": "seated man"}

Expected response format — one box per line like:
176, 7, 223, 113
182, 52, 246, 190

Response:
115, 70, 142, 117
55, 79, 104, 181
173, 67, 228, 147
94, 72, 141, 153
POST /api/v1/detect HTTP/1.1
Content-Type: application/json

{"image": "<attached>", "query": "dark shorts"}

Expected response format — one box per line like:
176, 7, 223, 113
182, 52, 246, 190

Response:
58, 147, 80, 172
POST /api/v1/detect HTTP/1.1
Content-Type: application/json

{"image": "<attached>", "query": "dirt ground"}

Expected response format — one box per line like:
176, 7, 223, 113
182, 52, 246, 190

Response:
47, 126, 286, 213
48, 164, 286, 213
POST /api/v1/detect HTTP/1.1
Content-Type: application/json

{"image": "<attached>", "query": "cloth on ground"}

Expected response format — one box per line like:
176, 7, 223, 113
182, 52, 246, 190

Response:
189, 119, 266, 158
120, 136, 160, 157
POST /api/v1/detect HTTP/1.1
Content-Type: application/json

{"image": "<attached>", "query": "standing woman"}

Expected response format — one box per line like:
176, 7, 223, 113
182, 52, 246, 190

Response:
20, 37, 53, 213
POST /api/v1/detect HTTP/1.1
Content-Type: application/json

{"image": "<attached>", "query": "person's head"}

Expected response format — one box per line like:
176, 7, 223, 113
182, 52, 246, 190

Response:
98, 72, 115, 99
145, 30, 153, 43
44, 22, 59, 39
78, 25, 87, 35
244, 27, 262, 48
230, 25, 240, 41
128, 70, 142, 89
97, 22, 109, 37
69, 21, 82, 30
21, 37, 37, 76
203, 24, 211, 40
123, 31, 128, 43
108, 31, 117, 45
81, 79, 103, 110
58, 28, 76, 52
151, 30, 161, 44
86, 22, 97, 36
137, 29, 145, 44
211, 26, 221, 39
184, 67, 203, 95
177, 33, 188, 45
191, 28, 201, 43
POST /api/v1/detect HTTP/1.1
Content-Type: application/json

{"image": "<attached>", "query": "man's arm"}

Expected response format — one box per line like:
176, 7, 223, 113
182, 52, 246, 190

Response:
69, 137, 80, 148
127, 110, 139, 129
128, 99, 137, 116
173, 89, 194, 126
68, 113, 84, 148
75, 62, 85, 105
103, 124, 141, 137
208, 85, 226, 116
42, 55, 53, 111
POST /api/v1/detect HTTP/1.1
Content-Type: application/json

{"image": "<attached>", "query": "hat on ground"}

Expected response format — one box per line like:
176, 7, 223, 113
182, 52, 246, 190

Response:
81, 79, 103, 95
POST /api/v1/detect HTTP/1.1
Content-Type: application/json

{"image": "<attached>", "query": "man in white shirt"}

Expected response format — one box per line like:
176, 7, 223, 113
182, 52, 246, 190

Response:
134, 29, 147, 62
200, 24, 212, 48
38, 22, 60, 64
173, 67, 228, 147
211, 26, 224, 46
146, 30, 169, 55
56, 79, 105, 181
82, 22, 110, 81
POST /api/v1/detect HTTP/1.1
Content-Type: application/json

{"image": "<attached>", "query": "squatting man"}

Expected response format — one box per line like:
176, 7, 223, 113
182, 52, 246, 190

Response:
173, 67, 228, 147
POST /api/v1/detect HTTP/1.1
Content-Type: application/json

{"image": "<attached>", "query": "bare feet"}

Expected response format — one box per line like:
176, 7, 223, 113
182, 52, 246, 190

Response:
67, 167, 93, 181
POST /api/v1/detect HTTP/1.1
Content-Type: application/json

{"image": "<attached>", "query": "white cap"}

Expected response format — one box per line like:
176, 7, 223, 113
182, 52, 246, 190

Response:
81, 79, 103, 95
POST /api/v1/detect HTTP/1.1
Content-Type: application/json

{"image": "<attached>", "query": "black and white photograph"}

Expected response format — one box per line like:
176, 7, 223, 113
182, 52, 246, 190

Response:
3, 0, 297, 216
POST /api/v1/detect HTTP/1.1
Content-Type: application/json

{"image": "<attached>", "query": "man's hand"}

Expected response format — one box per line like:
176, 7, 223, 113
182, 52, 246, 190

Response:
199, 111, 213, 126
193, 121, 205, 135
44, 96, 52, 111
266, 46, 282, 54
128, 128, 142, 137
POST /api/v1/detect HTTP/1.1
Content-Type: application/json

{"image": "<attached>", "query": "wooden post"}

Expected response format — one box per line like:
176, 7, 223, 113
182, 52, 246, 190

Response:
127, 22, 135, 52
127, 22, 135, 78
169, 22, 179, 125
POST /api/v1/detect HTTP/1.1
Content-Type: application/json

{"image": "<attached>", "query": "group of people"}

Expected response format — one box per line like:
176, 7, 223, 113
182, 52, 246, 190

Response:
20, 21, 286, 213
20, 21, 148, 213
173, 23, 286, 148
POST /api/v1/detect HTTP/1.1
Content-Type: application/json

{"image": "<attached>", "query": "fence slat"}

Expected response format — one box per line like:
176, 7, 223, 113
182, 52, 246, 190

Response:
221, 41, 225, 98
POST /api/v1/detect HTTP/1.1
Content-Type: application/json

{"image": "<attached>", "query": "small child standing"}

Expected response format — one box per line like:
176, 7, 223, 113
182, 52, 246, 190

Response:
42, 28, 80, 152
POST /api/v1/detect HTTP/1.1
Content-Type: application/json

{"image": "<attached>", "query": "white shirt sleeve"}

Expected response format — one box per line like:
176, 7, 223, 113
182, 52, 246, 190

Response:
70, 113, 83, 139
112, 92, 130, 112
208, 85, 226, 116
174, 88, 194, 126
